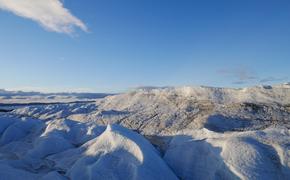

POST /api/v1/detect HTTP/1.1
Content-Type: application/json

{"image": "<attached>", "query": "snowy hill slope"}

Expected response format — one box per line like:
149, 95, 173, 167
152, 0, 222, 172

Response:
11, 84, 290, 135
0, 83, 289, 179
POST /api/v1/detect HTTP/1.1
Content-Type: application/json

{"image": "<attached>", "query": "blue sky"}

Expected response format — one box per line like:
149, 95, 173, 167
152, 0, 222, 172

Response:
0, 0, 290, 92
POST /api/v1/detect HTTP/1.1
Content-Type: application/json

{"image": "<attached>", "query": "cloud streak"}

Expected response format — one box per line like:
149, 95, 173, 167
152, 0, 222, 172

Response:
217, 67, 288, 85
0, 0, 88, 34
259, 76, 288, 83
217, 66, 258, 84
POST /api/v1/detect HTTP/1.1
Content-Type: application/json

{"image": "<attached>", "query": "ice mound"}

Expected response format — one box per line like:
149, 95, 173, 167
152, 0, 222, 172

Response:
0, 115, 177, 179
163, 135, 238, 179
50, 124, 178, 180
164, 128, 290, 180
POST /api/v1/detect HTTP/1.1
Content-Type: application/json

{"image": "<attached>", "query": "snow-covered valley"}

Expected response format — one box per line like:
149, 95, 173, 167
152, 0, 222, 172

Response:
0, 84, 289, 180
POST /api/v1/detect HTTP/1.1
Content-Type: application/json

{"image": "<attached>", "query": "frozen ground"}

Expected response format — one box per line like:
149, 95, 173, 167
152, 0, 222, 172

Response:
0, 83, 289, 179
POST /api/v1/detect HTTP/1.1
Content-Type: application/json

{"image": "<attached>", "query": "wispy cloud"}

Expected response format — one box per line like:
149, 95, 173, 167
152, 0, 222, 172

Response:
217, 66, 258, 84
0, 0, 88, 35
217, 66, 288, 85
259, 76, 288, 83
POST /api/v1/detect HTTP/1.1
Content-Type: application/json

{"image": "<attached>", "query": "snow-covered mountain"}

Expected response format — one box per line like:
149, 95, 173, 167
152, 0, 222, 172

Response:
0, 84, 289, 179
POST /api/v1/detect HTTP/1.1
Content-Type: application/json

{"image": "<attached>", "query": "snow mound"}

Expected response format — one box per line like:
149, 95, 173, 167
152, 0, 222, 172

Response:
0, 114, 177, 179
164, 128, 290, 180
163, 135, 239, 179
50, 124, 178, 180
221, 137, 284, 179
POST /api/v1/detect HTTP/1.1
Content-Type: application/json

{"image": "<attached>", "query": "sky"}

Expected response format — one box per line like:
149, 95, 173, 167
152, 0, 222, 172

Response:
0, 0, 290, 93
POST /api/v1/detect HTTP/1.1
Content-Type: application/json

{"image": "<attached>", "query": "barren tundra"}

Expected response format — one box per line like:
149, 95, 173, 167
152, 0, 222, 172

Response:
0, 83, 289, 180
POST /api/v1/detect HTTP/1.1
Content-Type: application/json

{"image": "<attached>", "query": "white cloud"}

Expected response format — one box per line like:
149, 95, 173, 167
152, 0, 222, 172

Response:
0, 0, 88, 34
